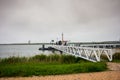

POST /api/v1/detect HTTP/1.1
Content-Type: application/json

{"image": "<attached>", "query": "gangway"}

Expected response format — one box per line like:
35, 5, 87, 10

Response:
51, 45, 114, 62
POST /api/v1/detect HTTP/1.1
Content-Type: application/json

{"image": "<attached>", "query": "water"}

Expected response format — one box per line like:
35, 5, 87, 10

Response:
0, 44, 52, 58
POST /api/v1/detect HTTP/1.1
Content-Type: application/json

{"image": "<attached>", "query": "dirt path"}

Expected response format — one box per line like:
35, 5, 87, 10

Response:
0, 62, 120, 80
107, 62, 120, 71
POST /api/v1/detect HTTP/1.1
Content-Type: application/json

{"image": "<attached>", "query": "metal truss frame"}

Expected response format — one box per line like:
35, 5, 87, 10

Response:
51, 45, 114, 62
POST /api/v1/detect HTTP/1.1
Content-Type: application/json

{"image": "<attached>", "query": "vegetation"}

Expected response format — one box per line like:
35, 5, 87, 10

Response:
98, 52, 120, 62
112, 52, 120, 62
0, 54, 107, 77
0, 54, 85, 64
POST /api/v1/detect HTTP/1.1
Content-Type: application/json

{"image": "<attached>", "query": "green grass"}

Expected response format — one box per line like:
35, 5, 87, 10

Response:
0, 54, 107, 77
0, 62, 106, 77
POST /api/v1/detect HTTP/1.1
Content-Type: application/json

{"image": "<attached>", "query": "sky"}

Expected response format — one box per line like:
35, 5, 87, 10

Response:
0, 0, 120, 43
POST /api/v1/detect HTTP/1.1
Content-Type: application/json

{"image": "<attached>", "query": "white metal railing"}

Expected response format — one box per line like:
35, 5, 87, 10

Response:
51, 45, 114, 62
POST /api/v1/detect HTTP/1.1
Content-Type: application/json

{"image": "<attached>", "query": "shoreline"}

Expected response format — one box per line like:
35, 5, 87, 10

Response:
0, 71, 119, 80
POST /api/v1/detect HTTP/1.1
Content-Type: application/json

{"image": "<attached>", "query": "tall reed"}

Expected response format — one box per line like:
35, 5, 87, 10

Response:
0, 54, 86, 64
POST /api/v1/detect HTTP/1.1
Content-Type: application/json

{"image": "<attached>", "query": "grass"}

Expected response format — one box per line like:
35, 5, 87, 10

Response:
0, 54, 107, 77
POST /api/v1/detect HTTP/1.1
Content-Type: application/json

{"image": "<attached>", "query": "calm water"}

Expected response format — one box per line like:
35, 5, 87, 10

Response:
0, 45, 52, 58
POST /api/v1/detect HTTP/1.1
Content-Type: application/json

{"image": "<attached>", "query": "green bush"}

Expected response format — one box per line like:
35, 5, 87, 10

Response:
113, 52, 120, 59
112, 52, 120, 62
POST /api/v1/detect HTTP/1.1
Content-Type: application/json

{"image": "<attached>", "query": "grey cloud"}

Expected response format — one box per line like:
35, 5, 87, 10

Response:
0, 0, 120, 43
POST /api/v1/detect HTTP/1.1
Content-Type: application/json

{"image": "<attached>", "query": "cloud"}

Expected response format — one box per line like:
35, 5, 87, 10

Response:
0, 0, 120, 43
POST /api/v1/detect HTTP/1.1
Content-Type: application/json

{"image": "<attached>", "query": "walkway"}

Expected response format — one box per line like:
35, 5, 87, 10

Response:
51, 45, 114, 62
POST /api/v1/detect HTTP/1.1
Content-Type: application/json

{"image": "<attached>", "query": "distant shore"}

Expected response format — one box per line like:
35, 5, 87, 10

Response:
0, 43, 51, 45
0, 40, 120, 45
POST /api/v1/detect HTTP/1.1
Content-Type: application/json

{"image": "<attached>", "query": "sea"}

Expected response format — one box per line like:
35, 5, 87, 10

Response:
0, 44, 53, 58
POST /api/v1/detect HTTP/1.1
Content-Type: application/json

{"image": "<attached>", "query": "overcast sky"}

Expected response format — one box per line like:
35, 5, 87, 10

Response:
0, 0, 120, 43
